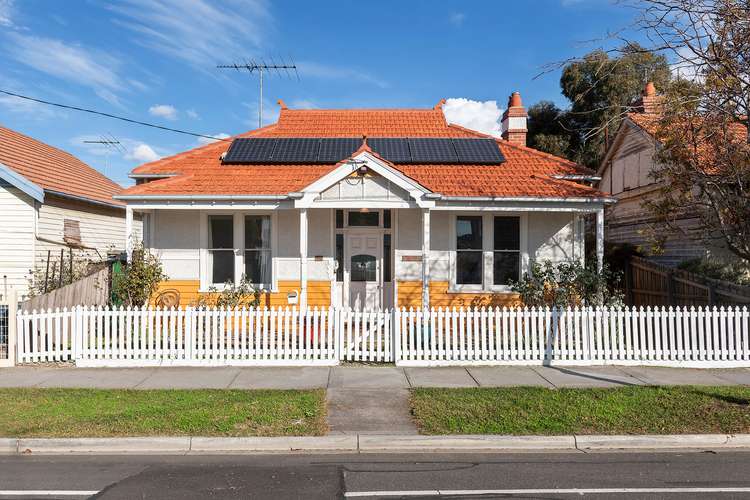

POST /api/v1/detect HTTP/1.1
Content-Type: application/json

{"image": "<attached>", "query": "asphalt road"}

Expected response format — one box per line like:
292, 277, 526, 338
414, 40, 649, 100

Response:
1, 451, 750, 499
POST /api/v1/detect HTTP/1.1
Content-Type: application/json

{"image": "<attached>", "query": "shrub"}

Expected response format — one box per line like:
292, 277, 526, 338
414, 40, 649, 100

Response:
510, 260, 624, 308
677, 258, 750, 287
111, 243, 167, 307
192, 274, 261, 308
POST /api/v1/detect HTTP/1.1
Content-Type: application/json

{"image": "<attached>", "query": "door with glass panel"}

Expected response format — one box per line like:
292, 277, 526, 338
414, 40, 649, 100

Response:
346, 232, 381, 310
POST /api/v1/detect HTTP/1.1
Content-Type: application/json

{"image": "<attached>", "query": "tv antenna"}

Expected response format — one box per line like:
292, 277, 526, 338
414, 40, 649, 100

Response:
217, 57, 299, 128
83, 133, 125, 177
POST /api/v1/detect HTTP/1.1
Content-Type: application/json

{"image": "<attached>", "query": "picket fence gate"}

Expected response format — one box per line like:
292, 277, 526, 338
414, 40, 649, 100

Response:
15, 305, 750, 368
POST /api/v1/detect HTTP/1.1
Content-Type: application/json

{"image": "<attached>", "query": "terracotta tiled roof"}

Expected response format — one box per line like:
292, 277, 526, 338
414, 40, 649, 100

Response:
0, 125, 124, 206
628, 111, 748, 142
122, 107, 606, 199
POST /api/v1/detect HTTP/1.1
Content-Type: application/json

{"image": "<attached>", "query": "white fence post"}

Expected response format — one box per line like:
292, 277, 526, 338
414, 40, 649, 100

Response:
5, 288, 18, 367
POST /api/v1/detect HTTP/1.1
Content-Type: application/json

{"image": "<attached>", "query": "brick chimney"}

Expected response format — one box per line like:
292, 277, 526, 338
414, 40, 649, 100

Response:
501, 91, 527, 145
635, 81, 663, 114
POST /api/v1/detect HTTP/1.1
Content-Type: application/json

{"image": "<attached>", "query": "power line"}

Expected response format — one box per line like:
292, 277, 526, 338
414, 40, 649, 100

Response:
0, 89, 231, 142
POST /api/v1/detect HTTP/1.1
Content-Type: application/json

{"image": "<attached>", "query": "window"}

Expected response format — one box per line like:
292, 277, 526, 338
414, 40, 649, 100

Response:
348, 211, 379, 227
63, 219, 82, 246
351, 254, 377, 281
456, 216, 483, 285
383, 234, 392, 282
208, 215, 234, 284
493, 217, 520, 286
383, 209, 392, 228
244, 215, 271, 287
335, 209, 344, 229
335, 233, 344, 282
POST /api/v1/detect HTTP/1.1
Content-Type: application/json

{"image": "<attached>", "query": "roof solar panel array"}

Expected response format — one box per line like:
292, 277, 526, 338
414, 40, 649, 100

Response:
222, 137, 505, 165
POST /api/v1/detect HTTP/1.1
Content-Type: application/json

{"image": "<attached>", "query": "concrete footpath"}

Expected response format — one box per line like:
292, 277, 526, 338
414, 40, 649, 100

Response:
3, 364, 750, 390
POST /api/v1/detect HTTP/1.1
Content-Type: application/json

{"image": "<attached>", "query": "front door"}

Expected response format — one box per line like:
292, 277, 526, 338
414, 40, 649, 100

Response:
346, 232, 381, 310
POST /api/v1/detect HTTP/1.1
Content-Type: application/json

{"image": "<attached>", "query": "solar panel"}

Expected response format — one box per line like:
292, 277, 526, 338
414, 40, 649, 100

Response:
270, 138, 321, 163
409, 138, 458, 163
318, 138, 361, 163
452, 138, 505, 164
223, 138, 276, 163
368, 138, 411, 163
221, 136, 506, 165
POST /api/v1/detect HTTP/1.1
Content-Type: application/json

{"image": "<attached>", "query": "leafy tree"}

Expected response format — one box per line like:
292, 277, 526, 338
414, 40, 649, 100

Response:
624, 0, 750, 263
510, 260, 624, 308
111, 243, 167, 307
558, 45, 671, 168
526, 101, 572, 158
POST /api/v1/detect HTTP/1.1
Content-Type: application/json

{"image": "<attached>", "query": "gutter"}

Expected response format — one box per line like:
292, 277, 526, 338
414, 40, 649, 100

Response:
45, 190, 125, 210
114, 194, 290, 201
436, 195, 617, 204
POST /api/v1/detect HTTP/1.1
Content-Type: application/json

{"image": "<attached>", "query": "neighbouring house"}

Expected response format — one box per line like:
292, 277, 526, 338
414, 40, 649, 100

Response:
597, 82, 748, 267
0, 125, 141, 299
117, 93, 612, 309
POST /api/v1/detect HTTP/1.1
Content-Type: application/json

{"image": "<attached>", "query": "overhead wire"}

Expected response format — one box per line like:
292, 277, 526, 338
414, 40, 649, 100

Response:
0, 89, 232, 142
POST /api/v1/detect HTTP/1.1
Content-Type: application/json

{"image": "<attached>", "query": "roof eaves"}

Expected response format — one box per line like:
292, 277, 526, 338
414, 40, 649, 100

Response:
0, 161, 45, 203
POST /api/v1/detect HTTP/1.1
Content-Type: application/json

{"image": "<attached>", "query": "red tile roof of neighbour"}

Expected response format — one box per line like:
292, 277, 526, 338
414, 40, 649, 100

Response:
122, 106, 607, 200
0, 125, 125, 206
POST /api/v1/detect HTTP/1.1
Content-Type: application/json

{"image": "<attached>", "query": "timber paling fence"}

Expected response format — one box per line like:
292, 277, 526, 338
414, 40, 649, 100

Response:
14, 305, 750, 368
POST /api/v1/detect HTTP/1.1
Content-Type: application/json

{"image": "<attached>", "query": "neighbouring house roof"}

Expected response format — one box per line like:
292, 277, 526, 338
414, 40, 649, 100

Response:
0, 125, 125, 207
122, 106, 606, 200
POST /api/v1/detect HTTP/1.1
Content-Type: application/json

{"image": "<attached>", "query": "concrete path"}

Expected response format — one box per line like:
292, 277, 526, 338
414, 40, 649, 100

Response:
2, 364, 750, 390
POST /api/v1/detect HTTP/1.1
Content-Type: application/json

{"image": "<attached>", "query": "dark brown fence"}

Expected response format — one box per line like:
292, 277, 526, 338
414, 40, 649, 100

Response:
624, 256, 750, 307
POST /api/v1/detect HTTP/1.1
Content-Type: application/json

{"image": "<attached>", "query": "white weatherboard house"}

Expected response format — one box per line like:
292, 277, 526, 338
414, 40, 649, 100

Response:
0, 125, 140, 299
118, 94, 613, 310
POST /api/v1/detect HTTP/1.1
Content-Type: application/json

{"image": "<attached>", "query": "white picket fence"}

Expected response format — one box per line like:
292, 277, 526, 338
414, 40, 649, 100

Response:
15, 305, 750, 368
395, 306, 750, 367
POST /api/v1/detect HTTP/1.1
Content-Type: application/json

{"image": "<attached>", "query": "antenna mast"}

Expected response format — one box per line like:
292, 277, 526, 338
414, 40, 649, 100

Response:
83, 134, 125, 177
217, 58, 299, 129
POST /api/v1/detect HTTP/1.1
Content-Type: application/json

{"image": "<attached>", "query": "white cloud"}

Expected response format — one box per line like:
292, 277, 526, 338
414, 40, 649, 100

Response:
0, 0, 14, 27
186, 109, 199, 119
5, 33, 129, 106
449, 12, 465, 26
109, 0, 271, 69
443, 98, 504, 137
289, 99, 317, 109
125, 143, 161, 162
149, 104, 178, 120
297, 61, 388, 89
197, 132, 230, 145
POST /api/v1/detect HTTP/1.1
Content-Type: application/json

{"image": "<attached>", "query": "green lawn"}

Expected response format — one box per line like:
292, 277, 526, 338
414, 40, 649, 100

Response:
411, 386, 750, 435
0, 388, 327, 437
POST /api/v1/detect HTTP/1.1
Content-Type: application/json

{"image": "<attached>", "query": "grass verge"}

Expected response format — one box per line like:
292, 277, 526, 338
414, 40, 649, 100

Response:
411, 386, 750, 435
0, 388, 327, 437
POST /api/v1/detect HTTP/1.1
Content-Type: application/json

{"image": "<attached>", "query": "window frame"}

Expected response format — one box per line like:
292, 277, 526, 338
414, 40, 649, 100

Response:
449, 212, 528, 293
244, 214, 273, 289
200, 211, 277, 292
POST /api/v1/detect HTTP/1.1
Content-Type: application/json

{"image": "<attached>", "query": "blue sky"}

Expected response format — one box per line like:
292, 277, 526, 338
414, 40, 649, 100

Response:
0, 0, 634, 186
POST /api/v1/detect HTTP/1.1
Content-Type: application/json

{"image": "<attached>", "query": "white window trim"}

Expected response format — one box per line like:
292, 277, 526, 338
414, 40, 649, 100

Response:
448, 212, 528, 293
199, 211, 278, 293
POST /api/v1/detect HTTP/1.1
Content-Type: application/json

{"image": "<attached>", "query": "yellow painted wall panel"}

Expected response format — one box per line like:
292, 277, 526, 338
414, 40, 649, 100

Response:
153, 280, 331, 308
397, 281, 521, 309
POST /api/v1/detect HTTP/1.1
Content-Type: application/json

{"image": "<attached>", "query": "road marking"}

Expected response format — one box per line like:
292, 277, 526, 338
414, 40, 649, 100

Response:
0, 491, 99, 497
345, 487, 750, 497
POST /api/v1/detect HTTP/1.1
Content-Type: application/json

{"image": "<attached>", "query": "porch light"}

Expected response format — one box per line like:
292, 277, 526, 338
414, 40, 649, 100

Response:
357, 165, 368, 177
